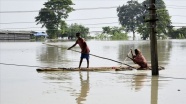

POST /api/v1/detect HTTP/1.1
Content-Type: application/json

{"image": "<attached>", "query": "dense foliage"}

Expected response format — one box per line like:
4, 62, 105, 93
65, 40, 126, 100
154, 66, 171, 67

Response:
168, 27, 186, 39
95, 26, 128, 40
117, 0, 172, 40
117, 0, 144, 40
141, 0, 171, 40
35, 0, 74, 39
60, 23, 89, 39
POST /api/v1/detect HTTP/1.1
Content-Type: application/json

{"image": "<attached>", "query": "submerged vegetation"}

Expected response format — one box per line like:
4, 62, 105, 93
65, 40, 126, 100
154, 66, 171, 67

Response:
95, 26, 128, 40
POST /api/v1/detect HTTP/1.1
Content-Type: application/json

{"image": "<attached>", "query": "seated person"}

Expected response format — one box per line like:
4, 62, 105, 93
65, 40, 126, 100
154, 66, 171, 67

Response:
127, 49, 148, 69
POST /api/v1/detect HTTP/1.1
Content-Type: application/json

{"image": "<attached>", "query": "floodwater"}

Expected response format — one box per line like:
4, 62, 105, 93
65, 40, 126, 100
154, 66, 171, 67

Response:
0, 39, 186, 104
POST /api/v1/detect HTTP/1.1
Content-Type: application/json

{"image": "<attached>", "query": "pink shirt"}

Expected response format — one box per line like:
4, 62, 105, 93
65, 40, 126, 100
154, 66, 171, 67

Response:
76, 38, 90, 53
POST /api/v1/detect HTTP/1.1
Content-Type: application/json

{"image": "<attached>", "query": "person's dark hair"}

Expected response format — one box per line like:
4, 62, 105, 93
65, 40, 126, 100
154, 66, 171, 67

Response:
76, 32, 80, 37
134, 49, 140, 55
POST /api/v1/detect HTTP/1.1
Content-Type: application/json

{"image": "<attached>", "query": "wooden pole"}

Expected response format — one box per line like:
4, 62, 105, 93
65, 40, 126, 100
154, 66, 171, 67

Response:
150, 0, 159, 75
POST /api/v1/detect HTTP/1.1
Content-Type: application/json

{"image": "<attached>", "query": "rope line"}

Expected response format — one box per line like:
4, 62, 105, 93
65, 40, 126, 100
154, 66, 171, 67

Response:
0, 62, 49, 68
96, 71, 186, 80
1, 15, 186, 25
1, 5, 186, 13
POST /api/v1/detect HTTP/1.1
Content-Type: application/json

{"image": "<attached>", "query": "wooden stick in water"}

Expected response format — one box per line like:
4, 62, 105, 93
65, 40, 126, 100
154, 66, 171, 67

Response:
122, 49, 131, 65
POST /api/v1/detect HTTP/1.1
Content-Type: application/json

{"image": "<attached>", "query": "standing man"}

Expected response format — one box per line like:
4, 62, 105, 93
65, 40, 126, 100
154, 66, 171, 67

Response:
67, 33, 90, 69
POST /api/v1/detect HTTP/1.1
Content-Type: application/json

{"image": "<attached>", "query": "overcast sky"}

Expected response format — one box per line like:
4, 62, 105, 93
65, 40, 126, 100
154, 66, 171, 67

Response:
0, 0, 186, 35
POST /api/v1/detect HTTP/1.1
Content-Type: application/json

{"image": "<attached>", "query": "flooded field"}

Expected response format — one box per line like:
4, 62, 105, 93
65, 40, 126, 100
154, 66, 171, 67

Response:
0, 39, 186, 104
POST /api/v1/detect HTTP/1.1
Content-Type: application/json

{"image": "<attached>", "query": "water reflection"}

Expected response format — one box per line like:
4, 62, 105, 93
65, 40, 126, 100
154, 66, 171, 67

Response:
39, 71, 89, 104
41, 71, 72, 81
151, 76, 159, 104
36, 44, 73, 67
76, 72, 89, 104
131, 73, 147, 91
39, 70, 174, 104
131, 74, 159, 104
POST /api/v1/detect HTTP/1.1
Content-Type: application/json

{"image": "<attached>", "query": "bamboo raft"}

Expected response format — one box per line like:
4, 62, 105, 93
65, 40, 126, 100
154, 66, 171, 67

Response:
36, 65, 165, 72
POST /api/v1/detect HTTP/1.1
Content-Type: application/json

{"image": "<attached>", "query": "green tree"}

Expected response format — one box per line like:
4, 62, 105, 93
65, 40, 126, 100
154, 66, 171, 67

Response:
138, 0, 171, 40
60, 21, 68, 34
168, 27, 186, 39
110, 27, 128, 40
178, 27, 186, 38
100, 26, 128, 40
102, 26, 111, 34
137, 24, 150, 40
102, 26, 112, 39
95, 33, 108, 40
66, 23, 89, 39
117, 0, 143, 40
168, 27, 179, 39
111, 32, 128, 40
35, 0, 74, 39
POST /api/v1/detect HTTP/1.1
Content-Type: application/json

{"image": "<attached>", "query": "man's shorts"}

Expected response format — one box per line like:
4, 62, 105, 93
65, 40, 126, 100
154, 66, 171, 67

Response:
80, 53, 90, 60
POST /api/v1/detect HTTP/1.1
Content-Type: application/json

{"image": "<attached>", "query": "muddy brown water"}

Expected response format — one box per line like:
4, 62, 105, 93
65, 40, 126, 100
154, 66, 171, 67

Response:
0, 40, 186, 104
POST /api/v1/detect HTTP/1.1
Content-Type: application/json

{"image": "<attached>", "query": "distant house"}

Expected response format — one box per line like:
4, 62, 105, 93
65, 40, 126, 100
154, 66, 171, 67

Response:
0, 30, 47, 40
0, 30, 33, 40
